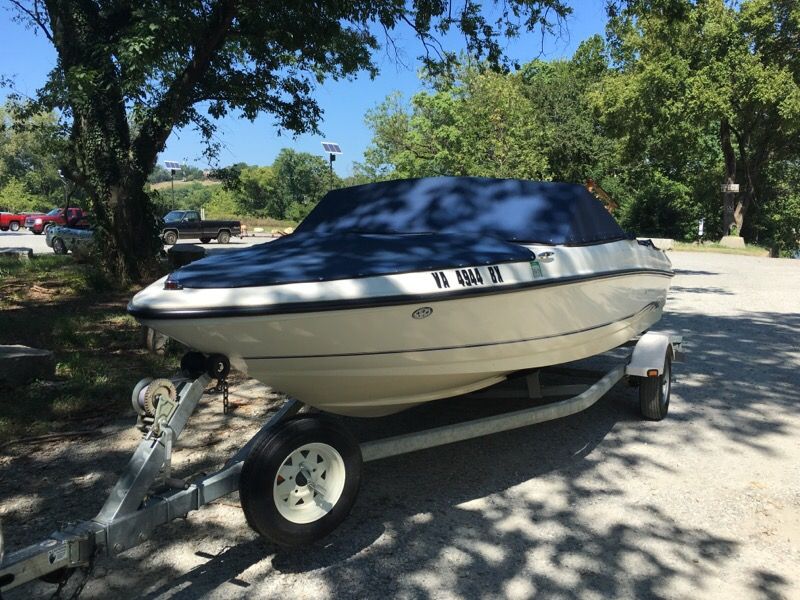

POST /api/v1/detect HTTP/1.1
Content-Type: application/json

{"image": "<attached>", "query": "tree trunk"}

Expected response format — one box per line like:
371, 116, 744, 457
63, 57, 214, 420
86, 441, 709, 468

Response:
719, 119, 737, 235
734, 128, 758, 240
733, 191, 750, 234
98, 181, 162, 283
69, 110, 162, 284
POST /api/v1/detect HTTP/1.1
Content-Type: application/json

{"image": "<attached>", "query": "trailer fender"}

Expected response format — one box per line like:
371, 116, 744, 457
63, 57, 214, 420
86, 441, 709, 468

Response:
626, 332, 682, 378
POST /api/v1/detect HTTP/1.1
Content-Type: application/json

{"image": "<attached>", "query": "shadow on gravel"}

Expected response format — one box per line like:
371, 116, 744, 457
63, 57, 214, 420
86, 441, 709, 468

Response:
672, 268, 720, 276
657, 310, 800, 455
3, 308, 798, 598
669, 285, 734, 295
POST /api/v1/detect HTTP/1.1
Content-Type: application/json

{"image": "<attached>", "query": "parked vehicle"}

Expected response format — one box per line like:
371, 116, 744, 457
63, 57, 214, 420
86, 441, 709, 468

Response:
24, 207, 89, 235
46, 224, 95, 257
160, 210, 241, 245
0, 212, 24, 232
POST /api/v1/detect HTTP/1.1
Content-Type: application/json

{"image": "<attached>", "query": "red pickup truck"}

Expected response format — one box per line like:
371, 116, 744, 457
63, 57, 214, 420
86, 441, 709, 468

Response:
24, 207, 89, 235
0, 212, 25, 232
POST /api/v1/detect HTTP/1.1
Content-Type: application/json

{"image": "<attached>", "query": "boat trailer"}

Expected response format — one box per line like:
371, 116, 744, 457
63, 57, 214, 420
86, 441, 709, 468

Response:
0, 332, 683, 596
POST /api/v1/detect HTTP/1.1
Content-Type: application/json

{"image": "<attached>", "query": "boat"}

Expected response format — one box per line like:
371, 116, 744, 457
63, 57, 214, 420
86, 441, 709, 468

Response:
128, 177, 673, 417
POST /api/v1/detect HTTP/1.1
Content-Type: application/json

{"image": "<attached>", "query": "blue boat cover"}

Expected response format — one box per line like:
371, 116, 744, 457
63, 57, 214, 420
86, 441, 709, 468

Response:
296, 177, 626, 245
168, 177, 623, 289
168, 232, 534, 289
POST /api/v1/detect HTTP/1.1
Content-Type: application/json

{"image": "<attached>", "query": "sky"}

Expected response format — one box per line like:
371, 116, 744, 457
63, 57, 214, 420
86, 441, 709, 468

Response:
0, 3, 606, 176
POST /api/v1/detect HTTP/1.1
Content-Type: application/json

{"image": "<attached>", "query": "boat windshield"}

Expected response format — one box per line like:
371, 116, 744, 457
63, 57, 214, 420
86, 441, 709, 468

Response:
296, 177, 628, 245
163, 211, 185, 223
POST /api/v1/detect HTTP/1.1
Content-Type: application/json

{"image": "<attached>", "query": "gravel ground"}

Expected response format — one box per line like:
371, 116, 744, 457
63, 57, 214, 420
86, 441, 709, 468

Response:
0, 229, 266, 254
1, 251, 799, 599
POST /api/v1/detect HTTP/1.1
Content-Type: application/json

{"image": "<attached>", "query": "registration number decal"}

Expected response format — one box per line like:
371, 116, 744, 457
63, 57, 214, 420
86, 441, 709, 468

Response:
431, 265, 506, 289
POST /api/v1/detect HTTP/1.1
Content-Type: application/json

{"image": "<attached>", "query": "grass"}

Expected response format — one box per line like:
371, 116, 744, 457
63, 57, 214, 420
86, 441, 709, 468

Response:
0, 256, 179, 444
204, 213, 298, 232
149, 179, 221, 190
673, 241, 771, 257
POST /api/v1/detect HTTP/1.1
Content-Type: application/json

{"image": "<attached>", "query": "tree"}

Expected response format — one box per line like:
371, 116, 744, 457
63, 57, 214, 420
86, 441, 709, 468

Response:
0, 100, 68, 210
602, 0, 800, 240
237, 165, 278, 217
362, 67, 551, 179
7, 0, 570, 283
272, 149, 337, 221
519, 36, 615, 184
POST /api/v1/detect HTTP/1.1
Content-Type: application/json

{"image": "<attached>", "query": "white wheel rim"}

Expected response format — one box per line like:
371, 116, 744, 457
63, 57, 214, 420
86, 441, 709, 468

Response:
273, 442, 346, 524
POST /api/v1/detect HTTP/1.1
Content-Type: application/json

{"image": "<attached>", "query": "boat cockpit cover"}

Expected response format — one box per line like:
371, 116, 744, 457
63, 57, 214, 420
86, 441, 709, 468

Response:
296, 177, 627, 245
166, 232, 534, 288
165, 178, 623, 289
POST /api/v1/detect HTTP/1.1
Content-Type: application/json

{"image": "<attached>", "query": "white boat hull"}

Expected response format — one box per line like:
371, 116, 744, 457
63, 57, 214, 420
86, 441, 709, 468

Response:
138, 260, 671, 416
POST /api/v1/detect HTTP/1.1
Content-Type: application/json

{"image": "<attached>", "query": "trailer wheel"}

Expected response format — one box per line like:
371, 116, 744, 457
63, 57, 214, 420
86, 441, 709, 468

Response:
216, 230, 231, 244
639, 353, 671, 421
240, 415, 362, 547
52, 237, 67, 255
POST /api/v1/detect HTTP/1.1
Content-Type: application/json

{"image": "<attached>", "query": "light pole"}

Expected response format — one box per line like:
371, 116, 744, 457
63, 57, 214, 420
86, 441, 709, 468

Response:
164, 160, 182, 206
57, 169, 69, 210
321, 141, 342, 183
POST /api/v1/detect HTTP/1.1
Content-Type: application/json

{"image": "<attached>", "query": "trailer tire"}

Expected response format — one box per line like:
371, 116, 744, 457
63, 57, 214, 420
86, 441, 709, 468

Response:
639, 353, 671, 421
52, 237, 67, 255
240, 415, 362, 547
216, 230, 231, 244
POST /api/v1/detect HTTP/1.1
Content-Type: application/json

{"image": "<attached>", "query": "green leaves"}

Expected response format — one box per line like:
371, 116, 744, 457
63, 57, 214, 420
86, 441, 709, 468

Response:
0, 100, 70, 211
362, 66, 551, 180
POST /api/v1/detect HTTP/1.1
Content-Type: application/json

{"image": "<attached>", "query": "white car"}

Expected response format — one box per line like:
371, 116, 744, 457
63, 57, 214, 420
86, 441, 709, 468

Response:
46, 224, 94, 257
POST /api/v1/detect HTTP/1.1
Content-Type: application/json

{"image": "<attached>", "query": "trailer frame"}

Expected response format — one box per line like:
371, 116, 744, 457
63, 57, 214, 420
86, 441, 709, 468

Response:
0, 332, 682, 595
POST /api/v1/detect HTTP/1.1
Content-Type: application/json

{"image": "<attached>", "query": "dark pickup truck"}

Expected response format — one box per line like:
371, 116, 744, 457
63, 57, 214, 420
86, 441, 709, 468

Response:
161, 210, 241, 245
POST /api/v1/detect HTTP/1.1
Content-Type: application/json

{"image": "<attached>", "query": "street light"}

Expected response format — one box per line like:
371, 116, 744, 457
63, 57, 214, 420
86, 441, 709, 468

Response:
321, 141, 342, 176
57, 169, 69, 211
164, 160, 182, 206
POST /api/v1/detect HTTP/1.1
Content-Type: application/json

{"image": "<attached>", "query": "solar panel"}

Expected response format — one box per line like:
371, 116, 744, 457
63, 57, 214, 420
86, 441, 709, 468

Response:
164, 160, 181, 170
321, 141, 342, 154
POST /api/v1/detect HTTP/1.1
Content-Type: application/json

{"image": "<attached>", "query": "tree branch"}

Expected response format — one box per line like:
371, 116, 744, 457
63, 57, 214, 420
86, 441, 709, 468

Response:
133, 0, 239, 169
8, 0, 54, 42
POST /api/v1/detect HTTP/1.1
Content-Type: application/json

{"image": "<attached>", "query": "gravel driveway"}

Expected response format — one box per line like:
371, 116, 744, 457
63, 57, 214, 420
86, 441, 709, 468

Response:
1, 251, 799, 599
